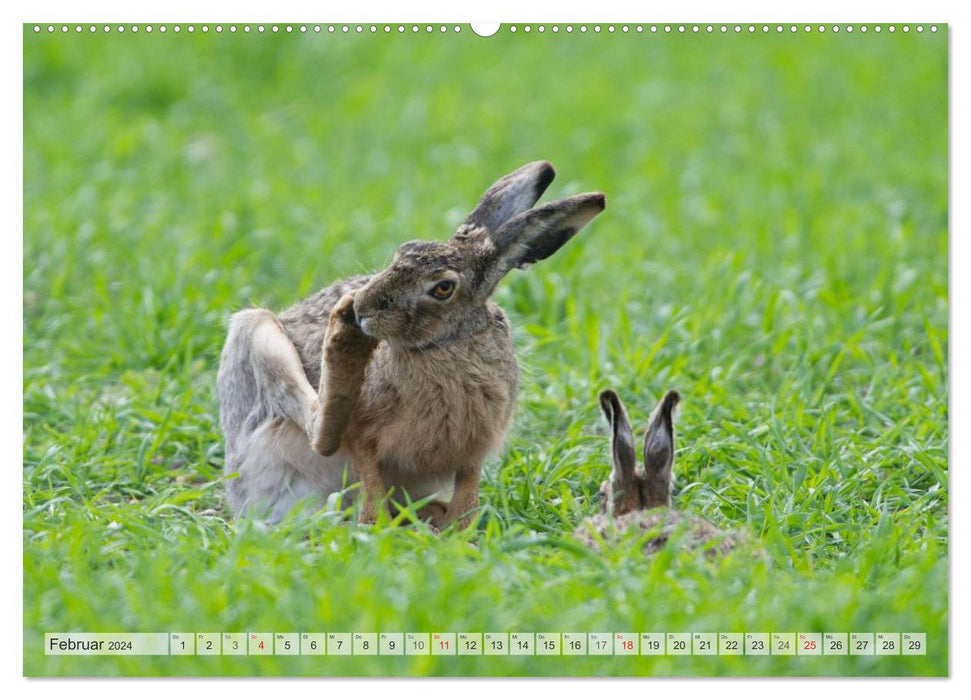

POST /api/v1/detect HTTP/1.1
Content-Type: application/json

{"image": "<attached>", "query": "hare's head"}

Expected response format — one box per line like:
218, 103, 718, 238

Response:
352, 161, 605, 348
598, 389, 681, 517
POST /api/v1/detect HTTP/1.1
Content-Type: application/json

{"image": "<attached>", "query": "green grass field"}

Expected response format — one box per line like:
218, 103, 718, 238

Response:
23, 25, 948, 676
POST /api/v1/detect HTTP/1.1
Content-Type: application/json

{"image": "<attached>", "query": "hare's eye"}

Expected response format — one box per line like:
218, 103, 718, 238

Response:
429, 280, 456, 300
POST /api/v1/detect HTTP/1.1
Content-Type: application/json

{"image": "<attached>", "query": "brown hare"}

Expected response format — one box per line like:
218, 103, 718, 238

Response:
575, 389, 742, 556
217, 161, 606, 527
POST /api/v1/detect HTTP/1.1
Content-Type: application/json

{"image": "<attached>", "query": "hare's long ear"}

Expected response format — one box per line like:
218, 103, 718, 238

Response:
460, 160, 557, 233
642, 390, 680, 508
600, 390, 637, 494
473, 193, 606, 296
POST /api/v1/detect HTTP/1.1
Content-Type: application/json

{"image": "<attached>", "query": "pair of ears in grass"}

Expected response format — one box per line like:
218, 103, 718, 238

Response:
600, 389, 681, 509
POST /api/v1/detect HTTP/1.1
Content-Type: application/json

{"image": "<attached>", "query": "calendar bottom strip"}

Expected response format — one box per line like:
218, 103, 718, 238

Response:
44, 632, 927, 657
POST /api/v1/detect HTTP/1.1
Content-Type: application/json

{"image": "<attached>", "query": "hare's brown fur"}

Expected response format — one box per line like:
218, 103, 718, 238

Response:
575, 509, 743, 558
218, 161, 605, 526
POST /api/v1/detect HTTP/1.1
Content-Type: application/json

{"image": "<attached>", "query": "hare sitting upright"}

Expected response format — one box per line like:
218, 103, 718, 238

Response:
217, 161, 606, 527
574, 389, 741, 556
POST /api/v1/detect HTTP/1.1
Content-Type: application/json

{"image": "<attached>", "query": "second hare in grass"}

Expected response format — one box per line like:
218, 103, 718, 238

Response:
575, 389, 741, 556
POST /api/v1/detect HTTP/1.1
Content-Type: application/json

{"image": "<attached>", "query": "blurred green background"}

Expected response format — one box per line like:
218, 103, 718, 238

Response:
23, 24, 947, 676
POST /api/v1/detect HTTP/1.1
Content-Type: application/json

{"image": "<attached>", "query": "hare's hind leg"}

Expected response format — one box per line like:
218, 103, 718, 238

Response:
219, 309, 318, 439
217, 309, 328, 519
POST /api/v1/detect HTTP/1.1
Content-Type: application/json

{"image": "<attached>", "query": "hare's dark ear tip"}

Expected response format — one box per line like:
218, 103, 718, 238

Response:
598, 389, 619, 407
572, 192, 607, 213
598, 389, 621, 418
521, 160, 556, 189
530, 159, 556, 175
537, 163, 556, 191
660, 390, 681, 415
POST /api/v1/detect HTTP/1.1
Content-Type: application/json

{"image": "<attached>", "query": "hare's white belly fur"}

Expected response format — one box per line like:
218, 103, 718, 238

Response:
228, 419, 351, 521
228, 416, 461, 520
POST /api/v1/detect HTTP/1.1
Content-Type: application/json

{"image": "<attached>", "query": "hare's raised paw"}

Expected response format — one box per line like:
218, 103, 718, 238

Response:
330, 291, 358, 326
325, 292, 379, 359
313, 294, 378, 456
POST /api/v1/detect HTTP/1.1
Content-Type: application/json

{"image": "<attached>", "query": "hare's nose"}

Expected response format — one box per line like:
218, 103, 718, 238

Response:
356, 314, 373, 335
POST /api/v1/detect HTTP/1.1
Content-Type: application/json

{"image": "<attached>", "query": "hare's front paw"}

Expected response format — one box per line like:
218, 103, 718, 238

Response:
416, 501, 449, 531
313, 293, 379, 457
325, 293, 378, 362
